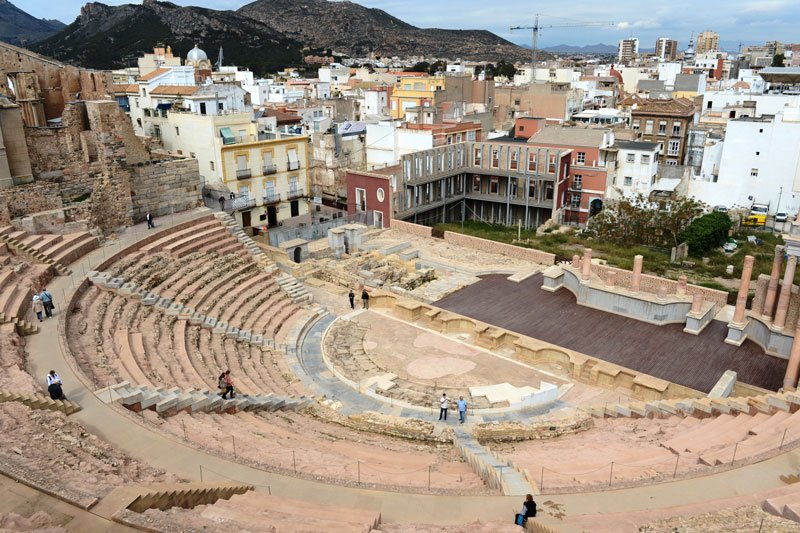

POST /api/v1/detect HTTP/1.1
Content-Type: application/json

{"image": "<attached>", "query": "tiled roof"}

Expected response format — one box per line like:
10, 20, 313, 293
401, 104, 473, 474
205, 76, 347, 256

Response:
528, 126, 609, 148
630, 97, 697, 117
138, 68, 170, 82
112, 83, 138, 94
149, 85, 198, 96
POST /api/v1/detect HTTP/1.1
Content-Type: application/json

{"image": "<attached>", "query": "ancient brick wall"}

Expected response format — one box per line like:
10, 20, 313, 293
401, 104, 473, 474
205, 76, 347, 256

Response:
0, 182, 63, 220
443, 231, 556, 266
389, 219, 432, 238
130, 158, 202, 221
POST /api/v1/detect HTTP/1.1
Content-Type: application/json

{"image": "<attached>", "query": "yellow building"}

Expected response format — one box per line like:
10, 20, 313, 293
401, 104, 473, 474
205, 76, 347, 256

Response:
389, 74, 446, 119
220, 135, 311, 230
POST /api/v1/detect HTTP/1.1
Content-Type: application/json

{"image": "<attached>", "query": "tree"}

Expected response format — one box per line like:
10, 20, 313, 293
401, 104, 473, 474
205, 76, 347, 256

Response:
406, 61, 430, 73
772, 53, 786, 67
588, 195, 706, 248
428, 60, 446, 75
680, 211, 732, 256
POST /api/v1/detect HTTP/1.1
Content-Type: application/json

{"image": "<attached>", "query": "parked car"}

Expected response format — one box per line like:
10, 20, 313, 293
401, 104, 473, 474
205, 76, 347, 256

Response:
776, 211, 789, 223
713, 205, 728, 213
723, 240, 738, 253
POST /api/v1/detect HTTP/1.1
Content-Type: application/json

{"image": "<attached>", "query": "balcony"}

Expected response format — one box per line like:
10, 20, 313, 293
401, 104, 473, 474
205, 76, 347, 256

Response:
286, 187, 304, 200
262, 164, 277, 175
288, 160, 300, 171
236, 168, 252, 180
263, 192, 281, 204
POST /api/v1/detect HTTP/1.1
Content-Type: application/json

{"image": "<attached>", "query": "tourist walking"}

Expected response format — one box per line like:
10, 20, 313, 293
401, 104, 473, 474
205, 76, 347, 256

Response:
457, 396, 467, 424
514, 494, 537, 526
221, 370, 235, 399
219, 196, 225, 210
218, 372, 227, 396
361, 288, 370, 309
40, 288, 54, 318
146, 212, 155, 229
348, 289, 355, 310
46, 370, 65, 400
438, 393, 449, 421
32, 295, 43, 322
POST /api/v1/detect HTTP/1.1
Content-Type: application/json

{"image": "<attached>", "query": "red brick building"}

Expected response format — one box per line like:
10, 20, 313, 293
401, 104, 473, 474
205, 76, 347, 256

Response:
346, 169, 393, 229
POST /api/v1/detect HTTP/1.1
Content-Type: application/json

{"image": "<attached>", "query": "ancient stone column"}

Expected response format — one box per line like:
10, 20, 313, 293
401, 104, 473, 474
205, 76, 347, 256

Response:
631, 255, 643, 292
581, 248, 592, 281
691, 293, 704, 314
774, 255, 798, 330
677, 275, 688, 296
606, 271, 617, 288
731, 255, 755, 326
762, 245, 784, 319
572, 254, 581, 269
784, 320, 800, 390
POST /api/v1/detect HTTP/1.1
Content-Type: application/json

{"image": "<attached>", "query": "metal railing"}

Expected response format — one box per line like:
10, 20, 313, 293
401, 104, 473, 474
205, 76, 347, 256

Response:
268, 210, 377, 247
263, 192, 281, 204
288, 161, 300, 171
236, 168, 252, 179
262, 164, 277, 175
286, 187, 304, 200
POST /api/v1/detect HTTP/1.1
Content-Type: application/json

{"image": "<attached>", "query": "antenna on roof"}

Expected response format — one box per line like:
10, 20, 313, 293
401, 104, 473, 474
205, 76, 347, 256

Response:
215, 46, 224, 69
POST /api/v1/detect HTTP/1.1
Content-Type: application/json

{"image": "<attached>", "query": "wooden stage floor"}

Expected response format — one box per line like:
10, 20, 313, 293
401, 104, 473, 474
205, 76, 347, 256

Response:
435, 274, 786, 393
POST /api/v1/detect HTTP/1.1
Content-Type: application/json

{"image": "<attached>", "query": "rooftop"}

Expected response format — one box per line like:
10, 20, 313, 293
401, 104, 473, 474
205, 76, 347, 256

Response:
149, 85, 198, 96
528, 125, 610, 148
138, 68, 170, 82
614, 140, 660, 152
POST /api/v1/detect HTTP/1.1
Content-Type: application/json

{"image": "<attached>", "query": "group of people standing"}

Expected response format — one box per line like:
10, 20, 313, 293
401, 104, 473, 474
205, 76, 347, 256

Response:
437, 393, 468, 424
31, 288, 54, 322
348, 288, 370, 310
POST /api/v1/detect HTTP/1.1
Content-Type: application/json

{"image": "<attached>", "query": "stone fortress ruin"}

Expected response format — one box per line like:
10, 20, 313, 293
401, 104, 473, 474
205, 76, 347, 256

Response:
4, 43, 800, 533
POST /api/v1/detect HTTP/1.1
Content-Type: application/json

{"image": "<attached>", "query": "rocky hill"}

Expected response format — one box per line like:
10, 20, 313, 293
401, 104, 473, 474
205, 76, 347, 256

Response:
33, 0, 301, 73
0, 0, 65, 45
237, 0, 528, 60
33, 0, 528, 74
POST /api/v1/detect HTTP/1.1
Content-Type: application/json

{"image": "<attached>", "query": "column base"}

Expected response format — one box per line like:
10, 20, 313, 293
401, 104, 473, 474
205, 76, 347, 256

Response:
725, 321, 749, 346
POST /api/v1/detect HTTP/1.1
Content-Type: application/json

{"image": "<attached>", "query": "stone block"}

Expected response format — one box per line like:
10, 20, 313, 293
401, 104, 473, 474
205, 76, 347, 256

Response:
178, 306, 194, 320
190, 313, 206, 326
142, 293, 159, 306
225, 325, 240, 339
249, 334, 264, 346
156, 297, 172, 310
119, 282, 138, 296
213, 321, 229, 335
107, 277, 124, 290
202, 316, 217, 330
238, 330, 251, 343
165, 302, 183, 316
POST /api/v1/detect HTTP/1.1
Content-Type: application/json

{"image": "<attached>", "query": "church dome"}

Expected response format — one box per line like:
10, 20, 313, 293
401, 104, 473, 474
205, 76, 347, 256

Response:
187, 45, 208, 63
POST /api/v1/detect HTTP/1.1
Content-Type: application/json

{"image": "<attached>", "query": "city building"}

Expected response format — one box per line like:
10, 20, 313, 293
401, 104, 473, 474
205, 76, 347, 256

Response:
493, 83, 584, 129
219, 135, 311, 231
624, 96, 698, 165
346, 169, 393, 229
389, 74, 446, 119
607, 140, 660, 199
137, 46, 182, 76
688, 107, 800, 213
695, 31, 719, 54
365, 120, 481, 170
656, 38, 679, 62
528, 126, 616, 224
618, 38, 640, 65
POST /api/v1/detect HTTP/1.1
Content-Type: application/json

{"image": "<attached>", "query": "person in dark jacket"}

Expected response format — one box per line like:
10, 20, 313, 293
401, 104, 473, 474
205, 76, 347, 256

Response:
348, 289, 355, 309
361, 288, 370, 309
515, 494, 536, 526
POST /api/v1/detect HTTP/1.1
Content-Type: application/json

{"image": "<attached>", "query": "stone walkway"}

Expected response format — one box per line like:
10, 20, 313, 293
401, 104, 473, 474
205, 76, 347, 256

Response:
15, 209, 800, 529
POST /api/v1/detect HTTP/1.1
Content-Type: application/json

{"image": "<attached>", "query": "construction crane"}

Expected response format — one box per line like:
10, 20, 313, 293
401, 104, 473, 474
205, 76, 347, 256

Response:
511, 15, 617, 70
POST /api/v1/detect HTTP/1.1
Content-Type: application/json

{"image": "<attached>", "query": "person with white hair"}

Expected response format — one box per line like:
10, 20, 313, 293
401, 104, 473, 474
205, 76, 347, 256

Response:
32, 294, 43, 322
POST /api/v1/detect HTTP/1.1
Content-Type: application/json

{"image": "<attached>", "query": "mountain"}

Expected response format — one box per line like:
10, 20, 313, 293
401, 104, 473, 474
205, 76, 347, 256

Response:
0, 0, 65, 45
237, 0, 528, 61
33, 0, 301, 74
543, 43, 618, 54
33, 0, 529, 75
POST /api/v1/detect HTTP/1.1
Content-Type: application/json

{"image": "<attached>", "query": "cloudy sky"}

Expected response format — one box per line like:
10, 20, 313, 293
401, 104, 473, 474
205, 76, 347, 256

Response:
18, 0, 799, 50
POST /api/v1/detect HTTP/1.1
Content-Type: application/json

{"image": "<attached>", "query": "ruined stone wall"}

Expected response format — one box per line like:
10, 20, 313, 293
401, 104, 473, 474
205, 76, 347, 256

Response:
85, 100, 150, 166
0, 42, 114, 121
443, 231, 556, 266
130, 158, 201, 221
0, 183, 63, 220
389, 219, 433, 238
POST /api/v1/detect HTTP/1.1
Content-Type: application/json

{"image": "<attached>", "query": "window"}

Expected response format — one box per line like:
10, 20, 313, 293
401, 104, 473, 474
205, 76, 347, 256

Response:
666, 160, 677, 166
632, 120, 640, 131
576, 152, 586, 164
218, 102, 224, 112
490, 177, 499, 194
514, 99, 521, 106
474, 147, 482, 165
528, 152, 537, 172
759, 128, 764, 133
624, 176, 633, 186
570, 193, 581, 207
707, 101, 713, 109
210, 161, 215, 171
466, 130, 476, 141
355, 187, 367, 211
545, 183, 554, 200
667, 140, 680, 156
288, 148, 299, 170
456, 134, 462, 143
509, 178, 518, 196
641, 154, 650, 164
572, 175, 582, 190
510, 151, 518, 170
645, 120, 654, 134
447, 135, 453, 145
626, 153, 636, 163
491, 149, 499, 168
672, 122, 681, 135
756, 151, 760, 156
142, 88, 147, 97
175, 127, 180, 136
751, 168, 759, 177
473, 175, 481, 192
134, 98, 139, 108
658, 121, 667, 134
377, 188, 385, 202
528, 180, 536, 199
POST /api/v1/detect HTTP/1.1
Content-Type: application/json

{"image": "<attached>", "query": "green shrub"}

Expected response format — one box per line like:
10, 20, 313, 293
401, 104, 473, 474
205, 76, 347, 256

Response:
681, 212, 732, 257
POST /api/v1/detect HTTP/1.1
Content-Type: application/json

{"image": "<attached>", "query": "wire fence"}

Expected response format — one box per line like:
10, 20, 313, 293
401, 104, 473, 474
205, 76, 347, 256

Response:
534, 424, 800, 493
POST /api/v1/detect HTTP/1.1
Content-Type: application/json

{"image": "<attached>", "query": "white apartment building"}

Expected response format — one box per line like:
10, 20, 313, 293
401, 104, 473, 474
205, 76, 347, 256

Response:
607, 140, 660, 199
318, 63, 351, 90
702, 90, 800, 116
618, 38, 639, 64
363, 88, 391, 117
365, 121, 433, 169
688, 108, 800, 213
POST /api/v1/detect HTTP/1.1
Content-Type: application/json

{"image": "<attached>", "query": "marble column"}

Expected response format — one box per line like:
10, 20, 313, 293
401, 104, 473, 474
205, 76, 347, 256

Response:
691, 293, 703, 314
731, 255, 755, 326
631, 255, 643, 292
606, 271, 617, 288
677, 275, 688, 296
784, 319, 800, 390
762, 245, 784, 319
581, 248, 592, 281
773, 255, 797, 330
